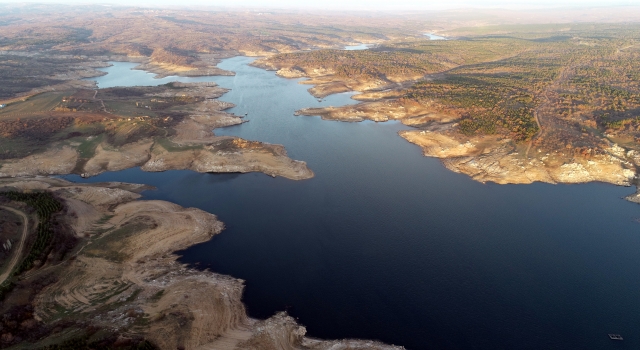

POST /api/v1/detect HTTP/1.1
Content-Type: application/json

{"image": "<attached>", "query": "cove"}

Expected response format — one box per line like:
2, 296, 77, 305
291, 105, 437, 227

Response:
91, 61, 231, 88
66, 56, 640, 350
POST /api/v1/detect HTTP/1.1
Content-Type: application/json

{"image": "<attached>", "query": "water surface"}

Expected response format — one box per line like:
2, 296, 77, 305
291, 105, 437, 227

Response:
344, 44, 371, 50
69, 57, 640, 350
91, 61, 225, 88
425, 33, 448, 40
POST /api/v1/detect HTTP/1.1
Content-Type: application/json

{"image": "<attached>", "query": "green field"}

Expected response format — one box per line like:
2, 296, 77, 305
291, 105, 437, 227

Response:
0, 92, 68, 118
154, 137, 203, 152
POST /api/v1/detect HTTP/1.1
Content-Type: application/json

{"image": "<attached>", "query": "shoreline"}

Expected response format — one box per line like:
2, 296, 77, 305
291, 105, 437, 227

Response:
0, 177, 402, 350
1, 48, 638, 348
295, 102, 639, 197
284, 78, 640, 201
0, 78, 314, 181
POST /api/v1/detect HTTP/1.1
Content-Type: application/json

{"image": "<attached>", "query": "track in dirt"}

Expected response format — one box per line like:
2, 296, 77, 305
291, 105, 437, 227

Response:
0, 206, 29, 284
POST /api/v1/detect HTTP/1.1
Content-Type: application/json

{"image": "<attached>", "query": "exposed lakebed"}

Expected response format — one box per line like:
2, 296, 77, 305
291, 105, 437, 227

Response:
68, 57, 640, 349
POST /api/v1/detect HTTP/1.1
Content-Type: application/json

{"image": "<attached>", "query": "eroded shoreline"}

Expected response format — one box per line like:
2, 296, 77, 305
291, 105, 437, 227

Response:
1, 50, 639, 349
258, 54, 640, 200
0, 177, 401, 349
0, 79, 314, 181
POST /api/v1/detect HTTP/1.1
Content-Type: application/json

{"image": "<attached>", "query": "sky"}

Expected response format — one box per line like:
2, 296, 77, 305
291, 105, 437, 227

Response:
0, 0, 636, 10
182, 0, 637, 10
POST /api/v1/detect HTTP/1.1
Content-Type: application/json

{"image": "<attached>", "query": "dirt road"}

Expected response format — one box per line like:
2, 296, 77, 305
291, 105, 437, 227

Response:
0, 206, 29, 284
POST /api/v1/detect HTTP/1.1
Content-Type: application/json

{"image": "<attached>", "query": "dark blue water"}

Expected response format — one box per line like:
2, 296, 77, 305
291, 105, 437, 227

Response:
67, 57, 640, 350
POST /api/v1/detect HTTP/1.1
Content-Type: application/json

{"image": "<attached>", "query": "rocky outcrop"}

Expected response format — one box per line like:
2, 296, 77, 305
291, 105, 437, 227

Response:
400, 129, 636, 186
294, 97, 638, 195
140, 141, 314, 180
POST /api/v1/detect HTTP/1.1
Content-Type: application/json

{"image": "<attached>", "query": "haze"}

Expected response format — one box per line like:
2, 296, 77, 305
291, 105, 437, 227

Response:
0, 0, 636, 10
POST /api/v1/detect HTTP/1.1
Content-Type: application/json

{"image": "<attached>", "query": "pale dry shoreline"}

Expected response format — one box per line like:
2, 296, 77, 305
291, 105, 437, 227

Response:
0, 80, 314, 181
296, 102, 640, 199
0, 56, 399, 349
1, 50, 638, 349
1, 177, 402, 350
0, 123, 314, 181
97, 53, 237, 79
265, 64, 640, 200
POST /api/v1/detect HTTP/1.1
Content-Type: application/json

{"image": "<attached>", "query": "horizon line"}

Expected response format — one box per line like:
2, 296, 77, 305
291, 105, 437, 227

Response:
0, 1, 638, 12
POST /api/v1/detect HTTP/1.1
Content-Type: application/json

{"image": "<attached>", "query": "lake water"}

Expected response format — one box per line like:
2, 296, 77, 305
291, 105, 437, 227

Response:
344, 44, 371, 50
425, 33, 448, 40
91, 61, 232, 88
66, 57, 640, 350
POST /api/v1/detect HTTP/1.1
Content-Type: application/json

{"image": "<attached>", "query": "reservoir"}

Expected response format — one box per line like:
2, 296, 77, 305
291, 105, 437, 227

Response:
425, 33, 448, 40
69, 57, 640, 349
344, 44, 371, 50
91, 61, 233, 88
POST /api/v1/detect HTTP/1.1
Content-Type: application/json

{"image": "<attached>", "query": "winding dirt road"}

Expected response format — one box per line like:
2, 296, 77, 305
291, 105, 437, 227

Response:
0, 206, 29, 285
525, 62, 577, 159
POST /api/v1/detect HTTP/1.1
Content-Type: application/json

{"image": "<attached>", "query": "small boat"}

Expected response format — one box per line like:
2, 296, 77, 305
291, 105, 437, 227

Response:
608, 334, 623, 340
318, 99, 322, 102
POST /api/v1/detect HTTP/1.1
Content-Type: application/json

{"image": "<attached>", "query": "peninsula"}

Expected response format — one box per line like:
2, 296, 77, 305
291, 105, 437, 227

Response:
258, 24, 640, 194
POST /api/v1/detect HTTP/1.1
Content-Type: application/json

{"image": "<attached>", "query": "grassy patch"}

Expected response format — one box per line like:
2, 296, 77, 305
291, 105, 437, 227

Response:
1, 192, 66, 275
84, 219, 154, 262
81, 215, 115, 238
103, 100, 158, 118
155, 137, 203, 152
91, 283, 133, 307
76, 134, 104, 159
149, 289, 164, 302
0, 92, 69, 118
